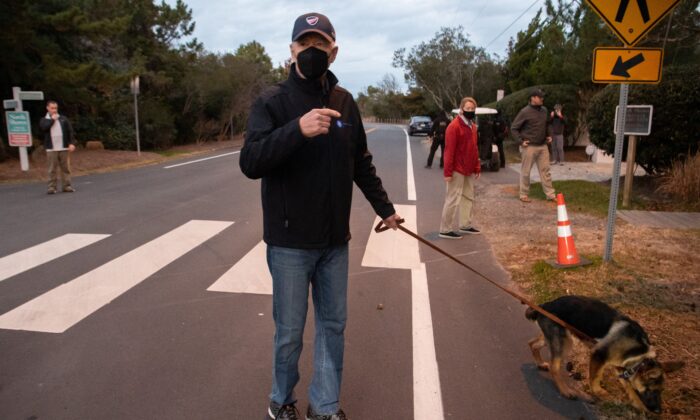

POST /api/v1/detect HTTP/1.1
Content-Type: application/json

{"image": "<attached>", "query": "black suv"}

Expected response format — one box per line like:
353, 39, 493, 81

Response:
408, 116, 432, 136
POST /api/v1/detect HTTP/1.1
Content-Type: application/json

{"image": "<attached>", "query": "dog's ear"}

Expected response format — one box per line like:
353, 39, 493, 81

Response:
660, 361, 685, 374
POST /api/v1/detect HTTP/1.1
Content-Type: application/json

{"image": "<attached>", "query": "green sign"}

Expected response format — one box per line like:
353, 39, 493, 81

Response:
5, 111, 32, 146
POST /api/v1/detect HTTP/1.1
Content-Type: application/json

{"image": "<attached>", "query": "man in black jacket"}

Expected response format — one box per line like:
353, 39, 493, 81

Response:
39, 100, 76, 194
240, 12, 400, 420
510, 88, 555, 202
425, 111, 449, 168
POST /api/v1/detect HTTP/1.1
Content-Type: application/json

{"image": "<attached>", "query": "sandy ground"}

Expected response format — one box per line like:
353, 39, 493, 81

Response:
474, 180, 699, 419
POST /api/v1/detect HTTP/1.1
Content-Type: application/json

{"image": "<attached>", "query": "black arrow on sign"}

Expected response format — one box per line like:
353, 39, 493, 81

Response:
611, 53, 646, 77
615, 0, 651, 23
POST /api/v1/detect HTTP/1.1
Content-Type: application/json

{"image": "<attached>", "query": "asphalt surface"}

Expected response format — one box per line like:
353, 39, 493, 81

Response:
0, 124, 593, 419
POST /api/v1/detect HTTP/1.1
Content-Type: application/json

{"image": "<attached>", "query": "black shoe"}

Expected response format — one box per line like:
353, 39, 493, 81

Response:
439, 231, 462, 239
424, 164, 431, 168
306, 406, 347, 420
268, 401, 299, 420
459, 226, 481, 235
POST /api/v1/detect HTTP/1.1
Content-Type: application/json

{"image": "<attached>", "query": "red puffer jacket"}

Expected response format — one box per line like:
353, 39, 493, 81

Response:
443, 116, 480, 177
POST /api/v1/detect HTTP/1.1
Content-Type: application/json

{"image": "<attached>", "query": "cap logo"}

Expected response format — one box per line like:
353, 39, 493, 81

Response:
306, 16, 319, 25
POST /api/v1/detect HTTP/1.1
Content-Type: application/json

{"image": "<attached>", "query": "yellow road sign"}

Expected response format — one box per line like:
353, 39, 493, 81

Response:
592, 47, 663, 84
586, 0, 681, 46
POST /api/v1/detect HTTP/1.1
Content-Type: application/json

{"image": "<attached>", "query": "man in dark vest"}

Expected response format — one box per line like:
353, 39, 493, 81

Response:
425, 111, 450, 168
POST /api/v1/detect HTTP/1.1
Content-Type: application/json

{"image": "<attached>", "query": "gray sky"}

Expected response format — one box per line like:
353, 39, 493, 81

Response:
174, 0, 543, 96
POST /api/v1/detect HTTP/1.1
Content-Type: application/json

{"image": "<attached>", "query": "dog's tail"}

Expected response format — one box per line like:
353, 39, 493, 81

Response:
525, 307, 539, 321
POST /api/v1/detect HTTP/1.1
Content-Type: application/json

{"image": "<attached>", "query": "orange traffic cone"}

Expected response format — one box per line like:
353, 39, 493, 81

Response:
548, 193, 590, 268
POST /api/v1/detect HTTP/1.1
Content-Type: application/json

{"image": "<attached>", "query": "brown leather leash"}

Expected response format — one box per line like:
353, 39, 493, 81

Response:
374, 219, 597, 345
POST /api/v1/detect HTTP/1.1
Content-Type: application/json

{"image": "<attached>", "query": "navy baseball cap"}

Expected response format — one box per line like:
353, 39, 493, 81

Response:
292, 13, 336, 43
529, 88, 545, 98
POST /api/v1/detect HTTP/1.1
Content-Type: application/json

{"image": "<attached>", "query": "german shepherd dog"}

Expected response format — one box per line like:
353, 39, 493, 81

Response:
525, 295, 684, 413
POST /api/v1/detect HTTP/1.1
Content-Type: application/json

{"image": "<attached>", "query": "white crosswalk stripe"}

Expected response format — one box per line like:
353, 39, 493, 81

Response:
0, 234, 110, 283
207, 240, 272, 295
0, 220, 233, 333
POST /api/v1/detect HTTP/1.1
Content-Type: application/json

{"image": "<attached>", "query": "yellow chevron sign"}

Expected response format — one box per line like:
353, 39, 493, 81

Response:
586, 0, 681, 46
592, 47, 663, 84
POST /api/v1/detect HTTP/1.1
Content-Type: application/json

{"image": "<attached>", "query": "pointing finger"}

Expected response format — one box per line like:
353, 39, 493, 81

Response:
317, 108, 341, 119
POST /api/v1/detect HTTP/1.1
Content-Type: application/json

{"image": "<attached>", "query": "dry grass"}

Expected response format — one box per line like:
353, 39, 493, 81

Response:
657, 153, 700, 210
475, 182, 700, 419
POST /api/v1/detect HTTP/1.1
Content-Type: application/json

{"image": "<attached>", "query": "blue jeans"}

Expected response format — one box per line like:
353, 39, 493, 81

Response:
267, 244, 348, 415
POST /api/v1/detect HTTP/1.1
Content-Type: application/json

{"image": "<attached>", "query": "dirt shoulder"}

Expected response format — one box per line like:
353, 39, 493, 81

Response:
474, 179, 699, 419
0, 137, 243, 184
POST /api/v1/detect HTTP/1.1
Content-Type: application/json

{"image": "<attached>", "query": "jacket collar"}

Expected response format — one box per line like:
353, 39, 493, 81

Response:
288, 63, 338, 96
458, 115, 475, 128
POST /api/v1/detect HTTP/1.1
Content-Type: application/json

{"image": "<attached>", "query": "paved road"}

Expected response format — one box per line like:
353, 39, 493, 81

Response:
0, 124, 592, 419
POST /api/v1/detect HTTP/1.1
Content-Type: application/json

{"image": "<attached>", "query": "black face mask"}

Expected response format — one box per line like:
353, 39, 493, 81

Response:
297, 47, 330, 80
463, 111, 475, 120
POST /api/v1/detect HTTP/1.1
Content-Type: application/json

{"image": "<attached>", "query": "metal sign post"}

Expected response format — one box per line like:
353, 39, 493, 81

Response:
131, 76, 141, 156
604, 83, 629, 262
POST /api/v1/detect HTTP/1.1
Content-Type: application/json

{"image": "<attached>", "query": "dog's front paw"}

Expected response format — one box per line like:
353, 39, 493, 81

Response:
560, 389, 579, 400
591, 387, 610, 400
537, 362, 550, 371
576, 390, 594, 403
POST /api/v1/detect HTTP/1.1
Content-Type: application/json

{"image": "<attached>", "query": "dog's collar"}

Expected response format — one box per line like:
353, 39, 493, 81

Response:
619, 358, 650, 380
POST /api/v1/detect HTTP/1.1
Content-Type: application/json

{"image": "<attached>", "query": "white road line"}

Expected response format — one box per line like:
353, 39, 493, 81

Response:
361, 204, 444, 420
361, 204, 420, 270
0, 220, 233, 333
403, 129, 417, 201
0, 234, 110, 283
163, 151, 240, 169
412, 263, 444, 419
207, 240, 272, 295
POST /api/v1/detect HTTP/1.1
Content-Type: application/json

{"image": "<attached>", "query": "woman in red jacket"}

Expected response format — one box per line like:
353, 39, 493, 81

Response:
439, 97, 481, 239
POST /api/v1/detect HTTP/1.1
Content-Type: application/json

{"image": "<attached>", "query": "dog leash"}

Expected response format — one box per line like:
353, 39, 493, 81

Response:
374, 219, 597, 345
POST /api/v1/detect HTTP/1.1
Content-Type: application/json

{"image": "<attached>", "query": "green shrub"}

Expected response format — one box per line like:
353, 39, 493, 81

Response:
485, 84, 580, 145
586, 66, 700, 175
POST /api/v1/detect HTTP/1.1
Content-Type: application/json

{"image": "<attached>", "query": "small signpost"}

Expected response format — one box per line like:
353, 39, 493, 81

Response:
614, 105, 653, 208
585, 0, 679, 262
614, 105, 653, 136
3, 87, 44, 171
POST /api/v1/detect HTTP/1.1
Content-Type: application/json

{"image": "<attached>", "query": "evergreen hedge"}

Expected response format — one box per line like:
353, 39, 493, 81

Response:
586, 66, 700, 174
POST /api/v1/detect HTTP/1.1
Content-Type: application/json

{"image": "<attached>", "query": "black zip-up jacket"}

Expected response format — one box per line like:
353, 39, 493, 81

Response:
240, 65, 395, 249
39, 115, 74, 150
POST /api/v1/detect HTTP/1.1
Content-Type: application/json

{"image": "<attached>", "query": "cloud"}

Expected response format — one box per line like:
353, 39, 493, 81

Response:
173, 0, 543, 94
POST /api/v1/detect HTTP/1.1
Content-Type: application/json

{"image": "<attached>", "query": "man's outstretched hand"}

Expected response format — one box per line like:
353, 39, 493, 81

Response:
299, 108, 342, 138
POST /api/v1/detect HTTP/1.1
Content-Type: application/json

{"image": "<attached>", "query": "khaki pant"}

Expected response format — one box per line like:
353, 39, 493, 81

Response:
440, 172, 475, 233
520, 144, 555, 199
47, 151, 72, 190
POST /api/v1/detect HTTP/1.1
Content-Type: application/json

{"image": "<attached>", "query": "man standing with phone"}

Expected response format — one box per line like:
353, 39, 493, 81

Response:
39, 100, 76, 194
